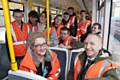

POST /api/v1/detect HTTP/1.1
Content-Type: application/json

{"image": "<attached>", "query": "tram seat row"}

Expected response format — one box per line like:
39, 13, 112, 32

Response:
49, 47, 85, 80
0, 45, 84, 80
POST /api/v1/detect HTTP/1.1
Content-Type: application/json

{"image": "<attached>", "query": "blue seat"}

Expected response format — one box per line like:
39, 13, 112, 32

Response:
68, 48, 84, 72
49, 47, 68, 80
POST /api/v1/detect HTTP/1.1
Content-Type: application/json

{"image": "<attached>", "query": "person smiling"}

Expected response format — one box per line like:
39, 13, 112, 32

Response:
73, 33, 120, 80
20, 31, 60, 80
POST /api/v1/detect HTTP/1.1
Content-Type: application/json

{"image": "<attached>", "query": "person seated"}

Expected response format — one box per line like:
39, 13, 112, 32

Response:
28, 10, 39, 33
59, 27, 84, 50
73, 33, 120, 80
39, 11, 58, 47
20, 31, 61, 80
91, 23, 101, 36
52, 15, 63, 39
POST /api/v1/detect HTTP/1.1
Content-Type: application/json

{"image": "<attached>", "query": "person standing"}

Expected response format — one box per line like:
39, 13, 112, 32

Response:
10, 9, 29, 67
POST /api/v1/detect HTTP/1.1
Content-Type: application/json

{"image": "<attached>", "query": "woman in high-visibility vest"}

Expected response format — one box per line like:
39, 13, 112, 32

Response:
39, 11, 58, 47
52, 15, 63, 39
20, 31, 61, 80
28, 10, 39, 33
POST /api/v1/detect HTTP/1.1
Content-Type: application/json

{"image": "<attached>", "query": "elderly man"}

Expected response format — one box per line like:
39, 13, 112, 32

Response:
74, 33, 120, 80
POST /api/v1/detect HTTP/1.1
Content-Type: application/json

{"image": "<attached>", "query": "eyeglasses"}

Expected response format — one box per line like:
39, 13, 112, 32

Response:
14, 16, 22, 18
34, 43, 47, 48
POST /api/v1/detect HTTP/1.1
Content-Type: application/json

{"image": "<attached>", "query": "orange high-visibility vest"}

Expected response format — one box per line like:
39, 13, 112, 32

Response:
56, 24, 63, 39
28, 22, 40, 32
77, 19, 90, 39
74, 59, 120, 80
66, 16, 76, 29
63, 36, 72, 46
20, 51, 60, 80
11, 21, 29, 57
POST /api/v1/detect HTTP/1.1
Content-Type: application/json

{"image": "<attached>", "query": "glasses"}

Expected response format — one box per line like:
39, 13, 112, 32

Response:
34, 43, 47, 48
14, 16, 22, 18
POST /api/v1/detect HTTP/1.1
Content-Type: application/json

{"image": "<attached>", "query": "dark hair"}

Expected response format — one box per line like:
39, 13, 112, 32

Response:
13, 9, 22, 17
63, 12, 69, 15
68, 7, 74, 10
54, 15, 62, 20
52, 15, 62, 26
92, 23, 101, 29
39, 10, 52, 25
39, 11, 47, 18
28, 10, 39, 18
60, 26, 70, 33
80, 10, 87, 14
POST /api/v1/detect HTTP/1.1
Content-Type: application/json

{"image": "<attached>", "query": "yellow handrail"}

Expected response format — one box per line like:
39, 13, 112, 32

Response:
2, 0, 18, 71
46, 0, 50, 45
28, 0, 34, 10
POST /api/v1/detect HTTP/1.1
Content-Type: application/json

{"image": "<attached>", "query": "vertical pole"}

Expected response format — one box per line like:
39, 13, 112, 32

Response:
92, 0, 97, 24
2, 0, 18, 71
46, 0, 50, 45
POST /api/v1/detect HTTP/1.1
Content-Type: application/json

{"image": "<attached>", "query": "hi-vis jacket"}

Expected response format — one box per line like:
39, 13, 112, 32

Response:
20, 49, 61, 80
66, 16, 76, 29
28, 22, 40, 32
63, 36, 72, 46
77, 19, 90, 39
74, 49, 120, 80
11, 21, 29, 57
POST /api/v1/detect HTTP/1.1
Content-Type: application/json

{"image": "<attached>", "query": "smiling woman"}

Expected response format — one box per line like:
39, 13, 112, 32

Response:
19, 31, 61, 80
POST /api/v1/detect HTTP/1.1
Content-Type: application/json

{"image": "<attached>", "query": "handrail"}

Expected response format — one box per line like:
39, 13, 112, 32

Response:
1, 0, 18, 71
46, 0, 50, 45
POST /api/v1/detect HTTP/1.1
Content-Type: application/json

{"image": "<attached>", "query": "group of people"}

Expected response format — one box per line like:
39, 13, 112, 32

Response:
7, 6, 120, 80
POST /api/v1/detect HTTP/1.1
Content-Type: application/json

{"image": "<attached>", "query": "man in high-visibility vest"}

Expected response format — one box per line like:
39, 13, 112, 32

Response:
77, 10, 91, 42
10, 9, 29, 67
73, 33, 120, 80
59, 27, 84, 50
67, 7, 78, 37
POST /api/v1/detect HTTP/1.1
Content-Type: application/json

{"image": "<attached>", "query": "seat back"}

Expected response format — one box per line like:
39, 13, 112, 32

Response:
68, 48, 84, 72
8, 70, 47, 80
49, 47, 68, 80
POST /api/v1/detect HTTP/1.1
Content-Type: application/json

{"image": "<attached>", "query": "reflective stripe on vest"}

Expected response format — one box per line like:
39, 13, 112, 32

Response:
98, 60, 110, 77
85, 60, 111, 79
13, 41, 26, 45
63, 36, 72, 46
11, 22, 28, 44
66, 16, 76, 29
11, 24, 17, 42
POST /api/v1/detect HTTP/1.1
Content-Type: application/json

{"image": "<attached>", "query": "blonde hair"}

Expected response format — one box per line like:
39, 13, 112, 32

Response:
28, 31, 47, 47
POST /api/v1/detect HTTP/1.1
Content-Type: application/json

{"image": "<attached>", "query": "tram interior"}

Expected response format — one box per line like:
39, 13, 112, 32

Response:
0, 0, 120, 79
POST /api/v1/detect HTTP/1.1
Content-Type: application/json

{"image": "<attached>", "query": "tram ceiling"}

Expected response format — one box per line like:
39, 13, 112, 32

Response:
10, 0, 92, 13
33, 0, 80, 12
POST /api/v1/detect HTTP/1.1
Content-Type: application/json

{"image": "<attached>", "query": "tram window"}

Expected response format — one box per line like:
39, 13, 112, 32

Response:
0, 1, 2, 8
108, 0, 120, 63
33, 6, 38, 12
9, 2, 23, 10
51, 14, 56, 21
51, 10, 56, 14
40, 8, 44, 13
0, 10, 5, 27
